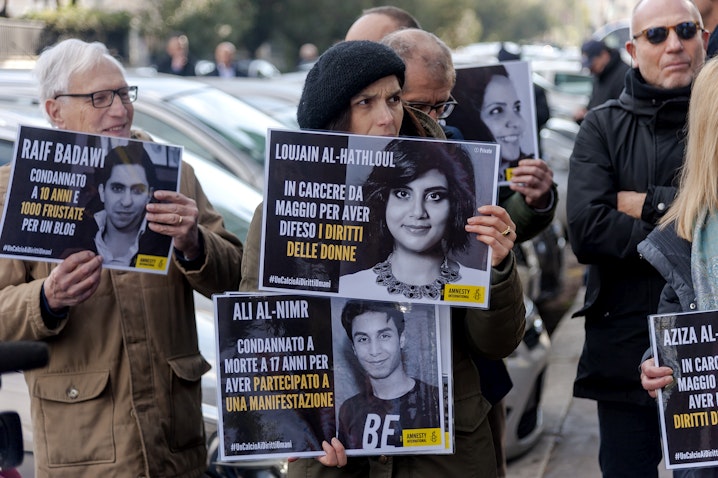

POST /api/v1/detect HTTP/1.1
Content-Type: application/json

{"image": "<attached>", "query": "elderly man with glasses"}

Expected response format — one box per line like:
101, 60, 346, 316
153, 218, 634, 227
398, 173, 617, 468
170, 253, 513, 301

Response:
0, 38, 244, 478
566, 0, 708, 476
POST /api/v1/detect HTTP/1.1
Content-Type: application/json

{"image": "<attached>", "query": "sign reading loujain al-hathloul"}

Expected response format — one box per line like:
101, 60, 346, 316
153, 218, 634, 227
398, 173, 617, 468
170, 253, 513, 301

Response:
258, 129, 500, 308
0, 125, 182, 274
213, 292, 453, 460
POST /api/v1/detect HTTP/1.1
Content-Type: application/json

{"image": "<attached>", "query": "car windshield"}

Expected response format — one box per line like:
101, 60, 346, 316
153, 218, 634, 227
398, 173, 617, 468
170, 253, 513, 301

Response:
167, 88, 282, 167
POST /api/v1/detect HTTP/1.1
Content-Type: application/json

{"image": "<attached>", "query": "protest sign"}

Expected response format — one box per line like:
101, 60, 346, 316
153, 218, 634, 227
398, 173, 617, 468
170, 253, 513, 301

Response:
213, 293, 451, 460
650, 309, 718, 469
0, 125, 181, 273
259, 129, 499, 308
445, 60, 539, 186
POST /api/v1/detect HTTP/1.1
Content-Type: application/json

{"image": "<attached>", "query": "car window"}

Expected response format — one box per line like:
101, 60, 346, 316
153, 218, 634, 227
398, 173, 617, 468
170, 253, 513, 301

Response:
167, 89, 282, 166
0, 138, 15, 166
212, 204, 251, 242
132, 110, 209, 159
553, 73, 593, 96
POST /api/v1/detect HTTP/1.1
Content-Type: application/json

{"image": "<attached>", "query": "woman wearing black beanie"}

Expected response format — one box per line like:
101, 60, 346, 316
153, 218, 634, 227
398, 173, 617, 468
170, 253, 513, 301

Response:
239, 40, 523, 478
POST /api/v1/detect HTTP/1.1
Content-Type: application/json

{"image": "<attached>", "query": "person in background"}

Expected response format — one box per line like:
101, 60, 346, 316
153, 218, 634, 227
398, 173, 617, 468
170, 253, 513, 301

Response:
345, 5, 420, 42
297, 42, 319, 71
240, 40, 526, 477
157, 33, 196, 76
695, 0, 718, 57
573, 39, 630, 123
206, 41, 245, 78
0, 38, 243, 477
638, 57, 718, 478
566, 0, 707, 475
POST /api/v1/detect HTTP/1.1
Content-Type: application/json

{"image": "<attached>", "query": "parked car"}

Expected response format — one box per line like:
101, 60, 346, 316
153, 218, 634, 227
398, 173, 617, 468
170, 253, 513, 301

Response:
197, 76, 301, 129
505, 297, 551, 459
540, 116, 580, 234
532, 64, 591, 120
0, 69, 289, 190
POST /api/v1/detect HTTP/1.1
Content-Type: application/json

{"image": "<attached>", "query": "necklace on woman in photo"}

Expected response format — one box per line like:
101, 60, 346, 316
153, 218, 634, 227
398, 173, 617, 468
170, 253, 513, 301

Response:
372, 254, 461, 300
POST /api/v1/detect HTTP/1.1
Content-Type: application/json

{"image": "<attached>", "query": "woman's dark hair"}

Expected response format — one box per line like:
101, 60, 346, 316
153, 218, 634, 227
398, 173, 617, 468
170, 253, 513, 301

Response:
464, 64, 510, 113
363, 139, 476, 260
447, 64, 509, 143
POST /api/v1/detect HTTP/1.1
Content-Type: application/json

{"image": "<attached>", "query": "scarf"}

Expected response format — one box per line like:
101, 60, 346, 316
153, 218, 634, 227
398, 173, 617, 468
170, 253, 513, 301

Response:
691, 208, 718, 310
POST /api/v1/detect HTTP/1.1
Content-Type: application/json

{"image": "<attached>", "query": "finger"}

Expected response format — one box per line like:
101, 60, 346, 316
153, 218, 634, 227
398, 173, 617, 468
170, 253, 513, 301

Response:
331, 437, 347, 467
151, 189, 189, 204
317, 440, 338, 467
47, 255, 103, 308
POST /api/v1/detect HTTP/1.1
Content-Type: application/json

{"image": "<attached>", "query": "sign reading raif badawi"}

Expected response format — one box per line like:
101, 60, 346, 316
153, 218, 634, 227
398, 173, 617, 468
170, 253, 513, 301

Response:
0, 125, 182, 274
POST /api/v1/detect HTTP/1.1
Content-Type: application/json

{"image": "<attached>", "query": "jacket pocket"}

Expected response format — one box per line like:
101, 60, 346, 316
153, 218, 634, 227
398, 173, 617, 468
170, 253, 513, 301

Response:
33, 371, 115, 466
167, 354, 211, 451
452, 357, 492, 433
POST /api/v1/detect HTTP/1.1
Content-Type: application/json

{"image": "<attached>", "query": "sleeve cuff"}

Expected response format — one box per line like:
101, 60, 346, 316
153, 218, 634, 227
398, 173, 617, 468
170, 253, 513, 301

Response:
40, 283, 68, 329
175, 231, 206, 270
531, 187, 556, 213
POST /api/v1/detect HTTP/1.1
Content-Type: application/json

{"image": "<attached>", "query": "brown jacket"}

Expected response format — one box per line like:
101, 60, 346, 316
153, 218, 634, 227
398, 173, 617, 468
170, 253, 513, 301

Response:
240, 204, 526, 478
0, 160, 243, 478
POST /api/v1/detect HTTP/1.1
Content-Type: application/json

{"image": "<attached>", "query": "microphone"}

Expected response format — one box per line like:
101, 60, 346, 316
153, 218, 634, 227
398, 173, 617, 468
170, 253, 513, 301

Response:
0, 341, 49, 374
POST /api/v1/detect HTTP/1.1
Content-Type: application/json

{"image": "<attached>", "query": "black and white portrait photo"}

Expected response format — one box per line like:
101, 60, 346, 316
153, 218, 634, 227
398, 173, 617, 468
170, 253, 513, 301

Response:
332, 298, 444, 453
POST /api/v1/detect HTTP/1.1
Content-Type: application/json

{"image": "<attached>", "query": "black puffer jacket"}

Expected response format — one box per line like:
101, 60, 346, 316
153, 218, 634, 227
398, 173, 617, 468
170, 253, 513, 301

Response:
567, 68, 691, 405
586, 49, 630, 111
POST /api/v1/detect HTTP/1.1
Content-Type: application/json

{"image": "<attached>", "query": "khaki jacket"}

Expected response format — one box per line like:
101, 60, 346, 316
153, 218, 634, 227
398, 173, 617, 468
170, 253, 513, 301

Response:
0, 159, 243, 478
240, 204, 525, 478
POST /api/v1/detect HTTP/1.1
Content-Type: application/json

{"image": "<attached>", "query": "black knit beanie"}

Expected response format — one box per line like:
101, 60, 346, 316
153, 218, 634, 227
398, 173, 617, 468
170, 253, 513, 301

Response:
297, 41, 406, 130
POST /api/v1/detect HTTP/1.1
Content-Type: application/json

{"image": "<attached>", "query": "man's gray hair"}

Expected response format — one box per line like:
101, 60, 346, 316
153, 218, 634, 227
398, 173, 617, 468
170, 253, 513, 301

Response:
381, 28, 456, 87
34, 39, 125, 105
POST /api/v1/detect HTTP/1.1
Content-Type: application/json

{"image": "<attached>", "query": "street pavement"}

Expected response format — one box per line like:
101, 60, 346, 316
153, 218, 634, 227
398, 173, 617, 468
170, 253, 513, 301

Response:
507, 286, 672, 478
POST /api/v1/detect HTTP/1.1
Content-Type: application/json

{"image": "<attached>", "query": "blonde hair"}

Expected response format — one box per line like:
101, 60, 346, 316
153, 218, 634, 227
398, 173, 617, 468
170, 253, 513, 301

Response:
660, 58, 718, 240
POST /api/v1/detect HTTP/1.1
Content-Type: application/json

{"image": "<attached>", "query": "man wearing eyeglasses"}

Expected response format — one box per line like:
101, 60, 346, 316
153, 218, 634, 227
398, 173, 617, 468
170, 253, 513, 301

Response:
381, 27, 556, 478
0, 39, 243, 477
567, 0, 708, 476
382, 28, 556, 243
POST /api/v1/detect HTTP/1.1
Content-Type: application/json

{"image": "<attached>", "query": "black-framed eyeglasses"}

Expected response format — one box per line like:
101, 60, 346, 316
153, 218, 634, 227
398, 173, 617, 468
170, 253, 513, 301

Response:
632, 21, 703, 45
405, 95, 458, 119
54, 86, 138, 108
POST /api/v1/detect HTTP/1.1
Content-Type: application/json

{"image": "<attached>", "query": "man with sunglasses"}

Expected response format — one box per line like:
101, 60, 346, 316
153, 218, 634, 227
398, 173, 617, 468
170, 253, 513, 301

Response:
0, 39, 244, 477
567, 0, 708, 476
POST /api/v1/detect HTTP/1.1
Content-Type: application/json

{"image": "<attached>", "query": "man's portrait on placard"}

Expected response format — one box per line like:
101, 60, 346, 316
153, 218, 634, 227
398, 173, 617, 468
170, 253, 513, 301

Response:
331, 298, 441, 451
74, 140, 179, 269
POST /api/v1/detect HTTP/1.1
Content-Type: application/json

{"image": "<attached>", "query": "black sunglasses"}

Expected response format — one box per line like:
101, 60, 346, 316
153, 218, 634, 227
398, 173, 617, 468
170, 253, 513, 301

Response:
632, 21, 702, 45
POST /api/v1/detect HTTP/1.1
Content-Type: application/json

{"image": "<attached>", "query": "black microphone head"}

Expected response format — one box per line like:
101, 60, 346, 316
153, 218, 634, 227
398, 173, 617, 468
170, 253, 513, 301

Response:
0, 341, 49, 374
